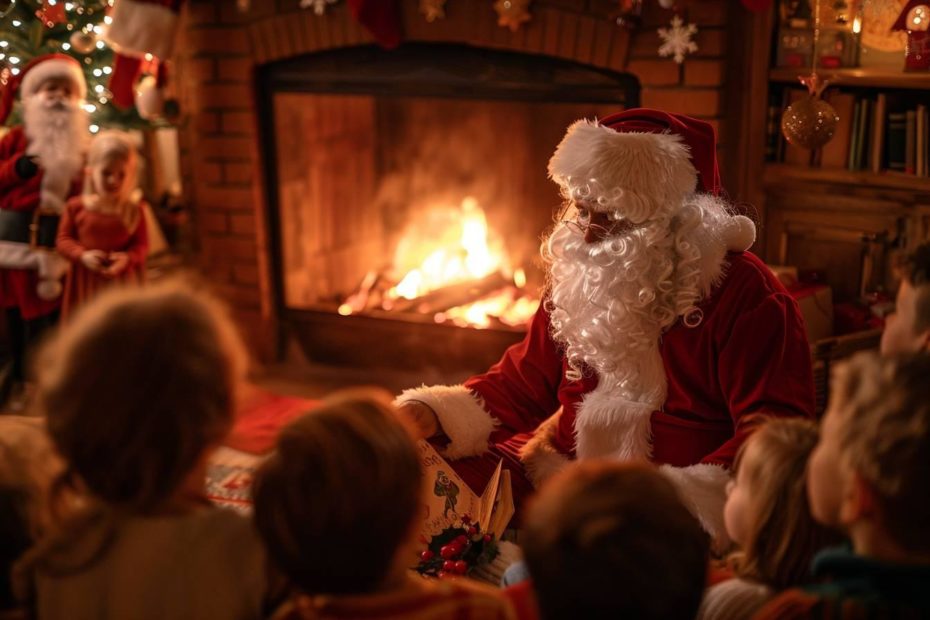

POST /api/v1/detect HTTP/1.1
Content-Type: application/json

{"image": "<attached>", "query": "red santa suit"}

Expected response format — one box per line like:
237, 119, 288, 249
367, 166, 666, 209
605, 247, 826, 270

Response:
397, 110, 815, 540
0, 54, 87, 318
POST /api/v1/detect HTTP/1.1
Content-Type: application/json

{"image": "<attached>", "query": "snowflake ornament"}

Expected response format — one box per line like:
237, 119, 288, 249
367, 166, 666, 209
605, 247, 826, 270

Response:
658, 15, 698, 64
301, 0, 338, 16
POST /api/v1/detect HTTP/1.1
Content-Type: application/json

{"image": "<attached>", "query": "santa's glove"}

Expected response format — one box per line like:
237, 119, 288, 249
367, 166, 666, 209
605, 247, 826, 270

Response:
14, 155, 39, 179
80, 250, 107, 272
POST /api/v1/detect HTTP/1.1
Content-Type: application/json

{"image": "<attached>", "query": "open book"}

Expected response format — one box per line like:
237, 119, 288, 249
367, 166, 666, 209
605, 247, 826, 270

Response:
417, 441, 515, 541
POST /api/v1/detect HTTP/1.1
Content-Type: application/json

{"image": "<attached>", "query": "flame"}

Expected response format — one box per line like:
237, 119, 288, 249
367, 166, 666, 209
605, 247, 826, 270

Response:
387, 197, 505, 302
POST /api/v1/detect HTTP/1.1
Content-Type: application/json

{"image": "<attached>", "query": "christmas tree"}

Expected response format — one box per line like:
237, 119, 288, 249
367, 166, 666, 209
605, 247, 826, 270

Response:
0, 0, 155, 131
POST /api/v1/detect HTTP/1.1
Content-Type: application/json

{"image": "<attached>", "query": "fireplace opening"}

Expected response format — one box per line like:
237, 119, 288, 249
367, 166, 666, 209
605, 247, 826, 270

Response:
258, 44, 640, 371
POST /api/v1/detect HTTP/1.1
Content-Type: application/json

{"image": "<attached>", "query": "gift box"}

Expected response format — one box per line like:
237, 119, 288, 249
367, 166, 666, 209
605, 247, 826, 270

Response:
788, 283, 834, 342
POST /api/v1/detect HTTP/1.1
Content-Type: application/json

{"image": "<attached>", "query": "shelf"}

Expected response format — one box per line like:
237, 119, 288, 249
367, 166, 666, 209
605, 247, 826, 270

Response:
763, 163, 930, 193
769, 67, 930, 90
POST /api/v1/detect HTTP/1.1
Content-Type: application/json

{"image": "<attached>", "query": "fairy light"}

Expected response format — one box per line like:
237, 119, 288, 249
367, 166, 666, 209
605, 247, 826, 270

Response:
83, 103, 96, 112
0, 41, 8, 48
61, 42, 71, 50
92, 24, 102, 34
94, 84, 104, 93
102, 66, 111, 74
65, 2, 74, 9
10, 68, 19, 75
89, 124, 99, 133
8, 56, 20, 65
96, 40, 105, 49
144, 53, 153, 61
11, 20, 21, 27
93, 68, 102, 76
104, 15, 112, 24
98, 96, 107, 104
0, 54, 4, 60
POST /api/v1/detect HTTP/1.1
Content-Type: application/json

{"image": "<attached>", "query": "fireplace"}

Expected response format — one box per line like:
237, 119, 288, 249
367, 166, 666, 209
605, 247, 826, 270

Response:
256, 43, 639, 371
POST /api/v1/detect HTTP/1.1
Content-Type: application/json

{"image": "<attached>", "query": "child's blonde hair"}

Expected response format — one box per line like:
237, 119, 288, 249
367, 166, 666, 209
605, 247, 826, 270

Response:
37, 279, 247, 514
729, 418, 841, 588
83, 130, 140, 231
829, 351, 930, 553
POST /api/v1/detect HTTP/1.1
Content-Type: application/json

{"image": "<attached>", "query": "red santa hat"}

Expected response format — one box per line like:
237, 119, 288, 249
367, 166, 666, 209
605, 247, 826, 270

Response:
548, 108, 755, 251
0, 53, 87, 125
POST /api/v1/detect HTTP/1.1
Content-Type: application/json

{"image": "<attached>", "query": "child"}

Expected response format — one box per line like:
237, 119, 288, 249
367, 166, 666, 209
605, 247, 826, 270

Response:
252, 393, 516, 620
56, 130, 148, 320
756, 352, 930, 619
881, 242, 930, 355
14, 281, 272, 620
518, 461, 709, 620
697, 418, 841, 619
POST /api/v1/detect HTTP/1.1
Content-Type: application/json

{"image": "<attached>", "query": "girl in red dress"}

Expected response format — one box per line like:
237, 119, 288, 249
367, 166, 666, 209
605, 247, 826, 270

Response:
56, 131, 148, 319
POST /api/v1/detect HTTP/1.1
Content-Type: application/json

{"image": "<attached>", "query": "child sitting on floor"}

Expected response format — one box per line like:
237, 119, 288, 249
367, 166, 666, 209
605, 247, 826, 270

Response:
756, 352, 930, 619
56, 130, 147, 320
253, 393, 516, 620
881, 242, 930, 355
517, 460, 709, 620
14, 281, 273, 620
698, 418, 841, 620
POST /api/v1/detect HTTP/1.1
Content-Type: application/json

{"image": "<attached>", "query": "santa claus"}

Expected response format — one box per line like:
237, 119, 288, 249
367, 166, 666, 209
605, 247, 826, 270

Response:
396, 109, 815, 542
0, 54, 89, 406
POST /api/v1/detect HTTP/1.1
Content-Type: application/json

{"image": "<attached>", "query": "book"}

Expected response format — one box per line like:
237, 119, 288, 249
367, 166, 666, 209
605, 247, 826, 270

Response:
887, 111, 908, 173
905, 110, 916, 175
919, 105, 928, 177
848, 97, 861, 171
857, 98, 872, 172
870, 93, 886, 174
417, 441, 514, 542
821, 92, 856, 169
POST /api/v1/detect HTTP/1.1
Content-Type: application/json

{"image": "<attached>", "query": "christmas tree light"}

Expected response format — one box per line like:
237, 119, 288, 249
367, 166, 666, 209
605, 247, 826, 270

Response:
0, 0, 159, 130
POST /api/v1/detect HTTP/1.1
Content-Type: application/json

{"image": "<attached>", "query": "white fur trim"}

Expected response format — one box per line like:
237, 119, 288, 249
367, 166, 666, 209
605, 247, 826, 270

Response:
723, 214, 756, 252
519, 410, 570, 488
0, 241, 39, 269
548, 120, 698, 222
395, 385, 497, 460
20, 58, 87, 101
660, 463, 731, 550
575, 392, 656, 461
106, 0, 180, 60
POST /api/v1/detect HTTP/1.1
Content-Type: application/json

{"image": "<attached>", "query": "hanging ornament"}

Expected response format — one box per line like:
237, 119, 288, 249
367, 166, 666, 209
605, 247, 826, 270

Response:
614, 0, 643, 29
781, 1, 840, 149
135, 74, 164, 121
892, 2, 930, 71
0, 0, 15, 19
658, 15, 698, 63
69, 30, 97, 55
494, 0, 531, 32
36, 0, 66, 27
420, 0, 446, 22
300, 0, 338, 15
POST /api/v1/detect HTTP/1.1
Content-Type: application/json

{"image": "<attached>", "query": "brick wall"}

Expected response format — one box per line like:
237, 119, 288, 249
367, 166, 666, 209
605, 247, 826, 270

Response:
175, 0, 731, 361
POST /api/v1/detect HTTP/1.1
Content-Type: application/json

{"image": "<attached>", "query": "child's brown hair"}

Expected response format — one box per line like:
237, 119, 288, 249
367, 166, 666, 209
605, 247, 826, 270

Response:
252, 392, 422, 596
729, 418, 841, 588
522, 460, 709, 620
37, 279, 247, 514
830, 351, 930, 553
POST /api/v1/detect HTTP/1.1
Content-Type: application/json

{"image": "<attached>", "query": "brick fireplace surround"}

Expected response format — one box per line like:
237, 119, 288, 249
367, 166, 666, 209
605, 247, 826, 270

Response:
175, 0, 748, 362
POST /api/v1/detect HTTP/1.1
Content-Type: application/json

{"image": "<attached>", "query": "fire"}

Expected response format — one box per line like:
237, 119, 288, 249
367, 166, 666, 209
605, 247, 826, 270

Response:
342, 197, 539, 329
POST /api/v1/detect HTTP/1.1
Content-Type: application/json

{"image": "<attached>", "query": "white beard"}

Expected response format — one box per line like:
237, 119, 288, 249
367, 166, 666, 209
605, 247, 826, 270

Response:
544, 195, 732, 460
23, 93, 89, 213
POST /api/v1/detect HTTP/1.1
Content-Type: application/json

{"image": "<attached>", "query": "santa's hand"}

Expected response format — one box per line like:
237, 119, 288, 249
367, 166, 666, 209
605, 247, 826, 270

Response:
80, 250, 108, 272
104, 252, 130, 277
14, 155, 39, 179
396, 401, 440, 440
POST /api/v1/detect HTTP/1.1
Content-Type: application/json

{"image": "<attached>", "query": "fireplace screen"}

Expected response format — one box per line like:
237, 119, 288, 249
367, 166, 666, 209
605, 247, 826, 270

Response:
259, 45, 639, 368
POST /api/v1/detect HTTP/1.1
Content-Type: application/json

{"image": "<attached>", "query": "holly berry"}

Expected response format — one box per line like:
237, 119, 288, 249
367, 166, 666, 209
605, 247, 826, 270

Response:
483, 534, 492, 542
440, 545, 457, 559
443, 560, 455, 572
454, 560, 468, 574
455, 535, 468, 545
420, 550, 434, 562
467, 526, 478, 537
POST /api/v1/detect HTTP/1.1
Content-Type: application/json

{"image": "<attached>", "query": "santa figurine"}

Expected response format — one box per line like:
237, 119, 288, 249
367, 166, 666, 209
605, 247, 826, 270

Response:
0, 54, 89, 408
396, 109, 815, 545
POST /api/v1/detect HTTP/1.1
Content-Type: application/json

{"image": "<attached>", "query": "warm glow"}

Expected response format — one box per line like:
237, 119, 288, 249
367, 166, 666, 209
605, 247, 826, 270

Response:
354, 196, 540, 329
852, 15, 862, 33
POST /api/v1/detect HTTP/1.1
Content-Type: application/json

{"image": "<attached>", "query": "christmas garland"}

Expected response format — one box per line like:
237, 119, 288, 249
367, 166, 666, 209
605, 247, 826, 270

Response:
416, 514, 499, 579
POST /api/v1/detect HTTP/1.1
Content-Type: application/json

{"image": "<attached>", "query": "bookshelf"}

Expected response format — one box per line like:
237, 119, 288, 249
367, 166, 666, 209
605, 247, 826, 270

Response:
769, 67, 930, 90
763, 163, 930, 193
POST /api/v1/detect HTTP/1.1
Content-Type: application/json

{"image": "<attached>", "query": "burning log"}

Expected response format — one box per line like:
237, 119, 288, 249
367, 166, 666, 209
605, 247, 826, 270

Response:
386, 271, 512, 315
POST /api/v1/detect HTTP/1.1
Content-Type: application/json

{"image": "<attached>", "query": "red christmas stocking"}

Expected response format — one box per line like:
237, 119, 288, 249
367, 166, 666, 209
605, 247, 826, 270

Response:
108, 53, 143, 109
346, 0, 403, 49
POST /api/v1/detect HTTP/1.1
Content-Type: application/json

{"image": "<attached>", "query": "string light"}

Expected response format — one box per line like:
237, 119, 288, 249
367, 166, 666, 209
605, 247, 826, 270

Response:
61, 42, 71, 50
102, 66, 111, 74
89, 124, 99, 133
95, 40, 105, 49
10, 68, 19, 75
0, 41, 8, 48
83, 103, 96, 112
65, 2, 74, 9
93, 68, 102, 76
103, 15, 112, 24
11, 20, 21, 27
8, 56, 20, 65
0, 54, 5, 60
94, 84, 104, 93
